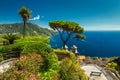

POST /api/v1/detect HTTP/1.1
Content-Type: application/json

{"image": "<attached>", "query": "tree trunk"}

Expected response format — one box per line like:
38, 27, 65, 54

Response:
63, 41, 66, 49
62, 32, 72, 49
58, 30, 73, 50
23, 20, 26, 39
9, 40, 14, 44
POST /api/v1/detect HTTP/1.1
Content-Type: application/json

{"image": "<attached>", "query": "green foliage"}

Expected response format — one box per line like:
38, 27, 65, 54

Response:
106, 62, 120, 72
17, 36, 49, 43
1, 53, 42, 80
21, 41, 53, 56
49, 20, 84, 33
0, 43, 21, 54
2, 69, 29, 80
0, 42, 25, 59
18, 6, 31, 38
18, 6, 31, 21
0, 54, 3, 62
54, 49, 76, 62
49, 20, 85, 48
15, 53, 43, 73
21, 42, 59, 80
0, 42, 59, 80
2, 33, 20, 44
38, 70, 59, 80
69, 52, 76, 62
59, 58, 88, 80
0, 36, 88, 80
0, 34, 3, 43
75, 34, 86, 40
21, 41, 59, 71
45, 53, 58, 71
38, 53, 59, 80
0, 40, 52, 59
106, 62, 117, 70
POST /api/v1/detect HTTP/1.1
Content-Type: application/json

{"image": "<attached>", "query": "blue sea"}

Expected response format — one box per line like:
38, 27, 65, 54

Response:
49, 31, 120, 57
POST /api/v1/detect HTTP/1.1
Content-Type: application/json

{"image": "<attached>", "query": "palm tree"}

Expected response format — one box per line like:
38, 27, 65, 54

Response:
18, 6, 31, 38
2, 33, 20, 44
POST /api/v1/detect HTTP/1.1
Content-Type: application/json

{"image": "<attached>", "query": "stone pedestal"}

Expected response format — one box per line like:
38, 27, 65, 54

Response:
71, 45, 78, 57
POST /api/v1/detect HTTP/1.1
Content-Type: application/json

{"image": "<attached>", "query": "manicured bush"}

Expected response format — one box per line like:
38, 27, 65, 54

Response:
0, 41, 52, 59
38, 52, 59, 80
54, 49, 76, 62
17, 36, 49, 43
21, 42, 59, 80
21, 41, 53, 56
43, 53, 58, 71
59, 58, 88, 80
0, 42, 25, 59
0, 42, 26, 54
38, 71, 59, 80
0, 41, 59, 80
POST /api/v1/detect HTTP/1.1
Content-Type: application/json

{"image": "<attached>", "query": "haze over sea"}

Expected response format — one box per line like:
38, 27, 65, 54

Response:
50, 31, 120, 57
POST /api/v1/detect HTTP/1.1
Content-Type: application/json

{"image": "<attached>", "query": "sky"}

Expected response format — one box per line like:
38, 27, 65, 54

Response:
0, 0, 120, 30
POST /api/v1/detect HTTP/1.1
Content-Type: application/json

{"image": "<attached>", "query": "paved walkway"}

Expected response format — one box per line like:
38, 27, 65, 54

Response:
81, 64, 108, 80
0, 59, 14, 73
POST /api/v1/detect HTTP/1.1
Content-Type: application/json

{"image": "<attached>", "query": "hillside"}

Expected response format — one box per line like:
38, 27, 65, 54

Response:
0, 23, 55, 36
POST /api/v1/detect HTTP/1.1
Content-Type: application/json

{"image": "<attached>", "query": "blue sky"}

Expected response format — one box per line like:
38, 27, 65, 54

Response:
0, 0, 120, 30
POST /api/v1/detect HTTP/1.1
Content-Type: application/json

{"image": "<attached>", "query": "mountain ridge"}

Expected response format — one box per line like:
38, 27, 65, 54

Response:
0, 23, 55, 36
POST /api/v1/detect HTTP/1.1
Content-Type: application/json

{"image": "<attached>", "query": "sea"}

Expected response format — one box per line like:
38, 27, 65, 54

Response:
49, 31, 120, 57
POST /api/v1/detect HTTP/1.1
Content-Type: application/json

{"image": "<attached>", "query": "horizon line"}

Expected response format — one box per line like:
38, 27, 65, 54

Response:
85, 28, 120, 31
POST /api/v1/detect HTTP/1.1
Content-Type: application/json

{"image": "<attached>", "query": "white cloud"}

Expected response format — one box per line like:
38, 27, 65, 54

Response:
29, 15, 40, 21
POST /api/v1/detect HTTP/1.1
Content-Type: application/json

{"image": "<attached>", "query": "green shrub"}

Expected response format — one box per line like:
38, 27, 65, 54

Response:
43, 53, 58, 71
1, 47, 59, 80
69, 52, 76, 62
2, 68, 29, 80
0, 42, 25, 54
38, 70, 59, 80
106, 62, 118, 70
0, 41, 59, 80
54, 49, 76, 62
15, 53, 43, 73
2, 33, 20, 44
106, 62, 120, 73
38, 52, 59, 80
21, 41, 53, 56
59, 58, 88, 80
0, 42, 25, 59
0, 40, 60, 80
0, 54, 3, 62
17, 36, 49, 43
0, 41, 52, 59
